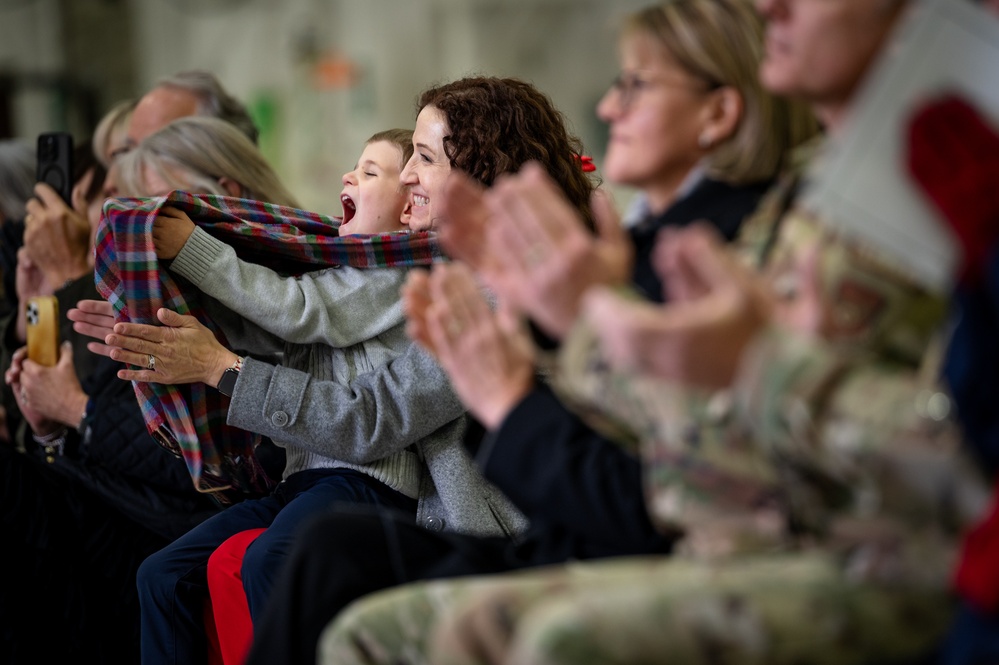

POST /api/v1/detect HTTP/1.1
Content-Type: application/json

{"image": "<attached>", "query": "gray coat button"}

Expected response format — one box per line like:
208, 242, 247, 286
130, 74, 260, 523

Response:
271, 410, 290, 427
424, 516, 444, 532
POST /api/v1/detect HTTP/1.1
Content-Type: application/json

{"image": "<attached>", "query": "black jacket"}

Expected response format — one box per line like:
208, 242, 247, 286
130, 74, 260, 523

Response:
630, 177, 772, 302
1, 271, 219, 540
41, 354, 221, 541
480, 385, 672, 563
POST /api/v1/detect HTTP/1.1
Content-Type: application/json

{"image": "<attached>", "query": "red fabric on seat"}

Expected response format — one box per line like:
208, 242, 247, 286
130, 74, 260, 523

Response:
207, 528, 266, 665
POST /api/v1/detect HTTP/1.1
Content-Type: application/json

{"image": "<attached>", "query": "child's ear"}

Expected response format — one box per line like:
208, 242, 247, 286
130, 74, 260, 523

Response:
400, 201, 414, 228
217, 176, 243, 198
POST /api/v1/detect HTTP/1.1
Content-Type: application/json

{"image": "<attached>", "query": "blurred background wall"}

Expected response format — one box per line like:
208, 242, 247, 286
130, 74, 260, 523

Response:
0, 0, 647, 213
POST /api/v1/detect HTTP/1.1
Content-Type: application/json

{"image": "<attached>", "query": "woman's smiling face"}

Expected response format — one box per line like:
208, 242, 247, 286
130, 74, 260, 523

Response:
399, 105, 452, 231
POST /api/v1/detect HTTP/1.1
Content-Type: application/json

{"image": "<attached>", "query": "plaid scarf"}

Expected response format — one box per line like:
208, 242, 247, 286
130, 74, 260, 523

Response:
94, 191, 443, 503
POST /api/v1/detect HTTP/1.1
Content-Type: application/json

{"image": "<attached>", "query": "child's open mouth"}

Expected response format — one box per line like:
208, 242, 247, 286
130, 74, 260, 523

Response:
340, 194, 356, 225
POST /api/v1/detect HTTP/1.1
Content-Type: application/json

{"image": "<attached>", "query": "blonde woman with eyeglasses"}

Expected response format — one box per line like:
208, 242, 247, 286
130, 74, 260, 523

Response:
601, 0, 817, 304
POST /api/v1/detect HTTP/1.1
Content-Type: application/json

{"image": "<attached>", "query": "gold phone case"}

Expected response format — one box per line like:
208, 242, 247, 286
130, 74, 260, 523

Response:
26, 296, 59, 367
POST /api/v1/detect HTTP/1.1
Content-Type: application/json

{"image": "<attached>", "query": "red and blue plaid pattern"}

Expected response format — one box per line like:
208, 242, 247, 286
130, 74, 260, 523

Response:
94, 191, 443, 502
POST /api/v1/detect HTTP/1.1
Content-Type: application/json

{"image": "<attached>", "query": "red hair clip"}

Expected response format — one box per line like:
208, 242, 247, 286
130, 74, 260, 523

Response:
573, 154, 597, 173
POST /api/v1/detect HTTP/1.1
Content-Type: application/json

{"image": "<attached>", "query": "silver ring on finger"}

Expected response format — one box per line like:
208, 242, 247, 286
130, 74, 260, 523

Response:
146, 354, 156, 371
448, 319, 464, 337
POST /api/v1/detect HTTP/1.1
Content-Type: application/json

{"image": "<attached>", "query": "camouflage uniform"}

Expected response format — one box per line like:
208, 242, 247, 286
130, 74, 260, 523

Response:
318, 143, 990, 665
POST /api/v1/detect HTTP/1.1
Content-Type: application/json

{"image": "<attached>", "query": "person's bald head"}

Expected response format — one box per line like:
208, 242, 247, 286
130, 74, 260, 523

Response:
127, 85, 201, 145
103, 85, 200, 197
105, 71, 257, 197
127, 70, 258, 148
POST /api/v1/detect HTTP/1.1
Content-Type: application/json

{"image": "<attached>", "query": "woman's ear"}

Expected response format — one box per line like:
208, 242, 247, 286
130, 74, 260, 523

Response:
698, 87, 744, 150
399, 201, 414, 228
217, 176, 244, 198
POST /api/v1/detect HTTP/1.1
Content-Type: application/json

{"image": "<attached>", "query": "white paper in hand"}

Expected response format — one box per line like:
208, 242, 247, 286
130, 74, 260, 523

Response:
801, 0, 999, 292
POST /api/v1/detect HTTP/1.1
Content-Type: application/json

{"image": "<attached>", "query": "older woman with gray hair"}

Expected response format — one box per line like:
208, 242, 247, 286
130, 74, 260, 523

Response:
115, 115, 296, 204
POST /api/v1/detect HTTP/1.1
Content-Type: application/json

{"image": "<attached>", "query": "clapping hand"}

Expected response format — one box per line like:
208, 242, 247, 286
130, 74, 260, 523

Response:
403, 263, 535, 429
439, 163, 632, 339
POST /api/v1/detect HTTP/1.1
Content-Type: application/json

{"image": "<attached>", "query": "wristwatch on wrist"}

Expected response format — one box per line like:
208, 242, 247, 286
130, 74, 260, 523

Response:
216, 356, 244, 397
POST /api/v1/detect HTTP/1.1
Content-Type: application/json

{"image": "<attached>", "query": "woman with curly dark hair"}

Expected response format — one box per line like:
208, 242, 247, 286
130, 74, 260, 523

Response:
412, 77, 593, 224
406, 77, 594, 230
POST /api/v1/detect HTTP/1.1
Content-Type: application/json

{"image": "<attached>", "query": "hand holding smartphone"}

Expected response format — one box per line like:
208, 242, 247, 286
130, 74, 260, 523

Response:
36, 132, 74, 205
26, 296, 59, 367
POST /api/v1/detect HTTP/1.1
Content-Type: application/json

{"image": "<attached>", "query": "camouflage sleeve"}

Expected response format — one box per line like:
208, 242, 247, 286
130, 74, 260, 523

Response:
553, 311, 986, 558
733, 326, 988, 537
551, 312, 781, 547
734, 325, 955, 460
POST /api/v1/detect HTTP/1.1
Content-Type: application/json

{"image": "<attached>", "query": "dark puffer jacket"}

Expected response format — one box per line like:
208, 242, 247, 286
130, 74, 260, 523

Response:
42, 354, 221, 540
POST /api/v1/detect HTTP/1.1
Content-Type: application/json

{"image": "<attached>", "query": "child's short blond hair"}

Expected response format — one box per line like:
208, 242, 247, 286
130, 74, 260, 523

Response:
366, 129, 414, 169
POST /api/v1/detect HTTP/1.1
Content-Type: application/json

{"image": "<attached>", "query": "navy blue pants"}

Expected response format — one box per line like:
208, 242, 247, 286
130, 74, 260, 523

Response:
941, 602, 999, 665
136, 468, 416, 665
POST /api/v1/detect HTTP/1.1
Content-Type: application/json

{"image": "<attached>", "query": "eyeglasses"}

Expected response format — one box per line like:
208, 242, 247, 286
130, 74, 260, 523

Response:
608, 72, 720, 111
108, 144, 133, 162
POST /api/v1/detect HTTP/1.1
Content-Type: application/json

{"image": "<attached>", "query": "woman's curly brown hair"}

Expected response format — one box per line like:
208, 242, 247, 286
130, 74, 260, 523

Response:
418, 77, 596, 228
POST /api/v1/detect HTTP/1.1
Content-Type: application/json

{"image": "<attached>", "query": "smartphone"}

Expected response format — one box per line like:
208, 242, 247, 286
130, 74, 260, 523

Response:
36, 132, 74, 204
26, 296, 59, 367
